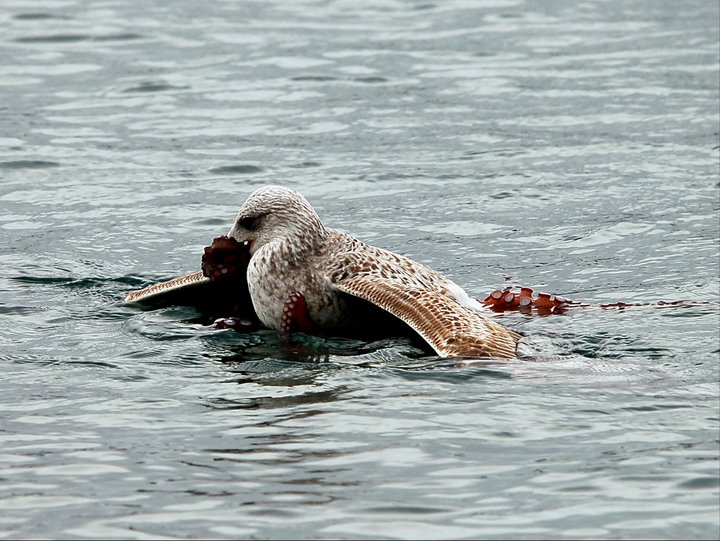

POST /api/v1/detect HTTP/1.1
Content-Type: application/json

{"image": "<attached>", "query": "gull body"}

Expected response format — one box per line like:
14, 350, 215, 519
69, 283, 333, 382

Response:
228, 186, 519, 358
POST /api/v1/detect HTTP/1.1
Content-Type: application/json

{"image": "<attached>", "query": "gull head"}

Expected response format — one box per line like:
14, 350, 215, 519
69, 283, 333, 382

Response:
228, 185, 326, 255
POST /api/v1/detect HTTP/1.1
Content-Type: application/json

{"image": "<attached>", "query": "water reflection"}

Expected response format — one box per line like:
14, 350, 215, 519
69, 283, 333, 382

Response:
207, 388, 342, 411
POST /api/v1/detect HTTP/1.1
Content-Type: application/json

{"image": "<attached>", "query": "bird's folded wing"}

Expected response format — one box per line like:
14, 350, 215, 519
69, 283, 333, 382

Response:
330, 262, 519, 359
124, 271, 210, 304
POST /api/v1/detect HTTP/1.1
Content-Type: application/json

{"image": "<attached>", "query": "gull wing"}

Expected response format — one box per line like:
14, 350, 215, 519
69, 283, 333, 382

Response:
124, 271, 210, 305
124, 269, 256, 320
328, 253, 520, 359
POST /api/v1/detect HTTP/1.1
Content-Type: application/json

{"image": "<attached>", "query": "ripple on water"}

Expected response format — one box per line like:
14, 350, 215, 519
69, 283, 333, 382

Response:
1, 0, 718, 539
209, 165, 264, 175
0, 160, 60, 169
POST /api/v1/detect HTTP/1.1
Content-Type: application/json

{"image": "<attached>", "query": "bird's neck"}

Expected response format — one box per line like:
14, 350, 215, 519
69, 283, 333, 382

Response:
271, 225, 328, 268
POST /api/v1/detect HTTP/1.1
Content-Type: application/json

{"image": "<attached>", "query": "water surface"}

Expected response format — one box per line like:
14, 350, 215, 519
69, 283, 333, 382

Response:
1, 0, 718, 539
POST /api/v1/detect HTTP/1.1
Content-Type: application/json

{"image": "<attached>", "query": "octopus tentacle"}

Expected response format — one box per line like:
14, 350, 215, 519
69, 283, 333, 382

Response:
199, 235, 257, 323
201, 235, 251, 282
481, 286, 717, 315
482, 286, 582, 315
214, 317, 258, 330
280, 291, 314, 336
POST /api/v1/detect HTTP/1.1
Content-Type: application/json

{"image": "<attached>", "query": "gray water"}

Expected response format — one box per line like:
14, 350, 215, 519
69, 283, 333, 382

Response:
1, 0, 719, 539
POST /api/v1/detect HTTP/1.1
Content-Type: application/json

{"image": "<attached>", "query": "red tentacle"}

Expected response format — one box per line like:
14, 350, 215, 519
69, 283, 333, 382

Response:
280, 291, 314, 335
481, 285, 716, 315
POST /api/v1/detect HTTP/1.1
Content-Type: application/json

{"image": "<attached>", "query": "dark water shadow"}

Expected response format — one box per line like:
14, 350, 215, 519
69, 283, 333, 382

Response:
205, 387, 346, 412
291, 75, 338, 82
93, 33, 143, 41
385, 359, 515, 382
209, 165, 263, 175
0, 160, 60, 169
15, 34, 89, 43
123, 82, 187, 93
12, 274, 151, 307
13, 13, 71, 20
14, 32, 143, 43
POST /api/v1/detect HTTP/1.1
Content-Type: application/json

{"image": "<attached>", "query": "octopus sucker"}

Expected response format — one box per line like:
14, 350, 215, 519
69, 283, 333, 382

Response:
280, 292, 314, 336
125, 235, 257, 323
480, 286, 715, 314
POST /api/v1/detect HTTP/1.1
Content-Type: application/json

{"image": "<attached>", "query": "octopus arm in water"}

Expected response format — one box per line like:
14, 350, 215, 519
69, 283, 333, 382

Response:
481, 286, 717, 314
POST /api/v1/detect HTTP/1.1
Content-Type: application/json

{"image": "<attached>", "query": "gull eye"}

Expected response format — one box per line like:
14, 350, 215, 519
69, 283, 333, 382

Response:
238, 215, 262, 230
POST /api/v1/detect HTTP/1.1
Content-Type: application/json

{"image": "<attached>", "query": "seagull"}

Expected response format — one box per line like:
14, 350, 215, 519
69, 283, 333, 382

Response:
126, 185, 520, 358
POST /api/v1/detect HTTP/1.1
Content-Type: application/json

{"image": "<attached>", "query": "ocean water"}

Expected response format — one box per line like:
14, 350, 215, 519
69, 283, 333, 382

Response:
1, 0, 718, 539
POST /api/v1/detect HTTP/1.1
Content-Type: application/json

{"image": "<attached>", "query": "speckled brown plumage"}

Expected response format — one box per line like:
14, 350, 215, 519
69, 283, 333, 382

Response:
124, 271, 209, 304
227, 185, 521, 358
330, 253, 520, 358
125, 185, 521, 358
